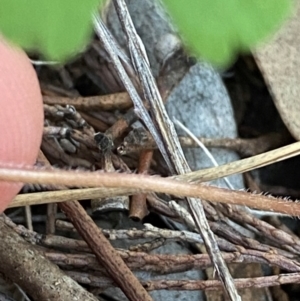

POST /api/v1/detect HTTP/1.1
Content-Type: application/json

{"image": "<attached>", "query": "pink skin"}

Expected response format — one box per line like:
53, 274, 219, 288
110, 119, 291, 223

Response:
0, 38, 44, 212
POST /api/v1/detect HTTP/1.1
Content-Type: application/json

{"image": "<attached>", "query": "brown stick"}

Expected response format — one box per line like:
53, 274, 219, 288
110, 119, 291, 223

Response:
142, 273, 300, 291
36, 150, 152, 300
65, 270, 300, 291
46, 203, 57, 234
105, 109, 137, 140
78, 111, 109, 132
121, 132, 290, 157
59, 201, 153, 301
45, 248, 300, 274
130, 149, 153, 220
43, 92, 132, 111
0, 217, 98, 301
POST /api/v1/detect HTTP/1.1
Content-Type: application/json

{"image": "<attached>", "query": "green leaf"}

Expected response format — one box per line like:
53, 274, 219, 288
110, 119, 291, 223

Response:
162, 0, 293, 66
0, 0, 102, 61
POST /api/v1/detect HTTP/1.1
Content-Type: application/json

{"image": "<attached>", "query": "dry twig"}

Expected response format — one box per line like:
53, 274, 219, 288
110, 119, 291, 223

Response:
43, 92, 132, 111
60, 201, 153, 301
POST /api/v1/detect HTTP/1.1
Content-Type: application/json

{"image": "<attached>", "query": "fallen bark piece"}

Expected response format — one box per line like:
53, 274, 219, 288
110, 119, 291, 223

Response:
0, 217, 98, 301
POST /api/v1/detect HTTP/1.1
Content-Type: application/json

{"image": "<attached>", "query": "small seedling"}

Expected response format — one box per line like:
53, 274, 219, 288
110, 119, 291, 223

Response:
0, 0, 102, 61
0, 0, 293, 65
163, 0, 293, 65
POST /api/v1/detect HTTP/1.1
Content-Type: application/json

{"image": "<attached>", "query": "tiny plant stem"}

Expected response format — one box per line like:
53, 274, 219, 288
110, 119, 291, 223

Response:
3, 164, 300, 216
174, 118, 234, 189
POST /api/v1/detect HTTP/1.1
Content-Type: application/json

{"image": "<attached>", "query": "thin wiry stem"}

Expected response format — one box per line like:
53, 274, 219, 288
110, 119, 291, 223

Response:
174, 118, 234, 189
2, 164, 300, 216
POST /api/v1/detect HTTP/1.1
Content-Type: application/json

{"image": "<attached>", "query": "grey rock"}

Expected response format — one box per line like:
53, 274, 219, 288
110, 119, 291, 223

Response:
166, 62, 244, 189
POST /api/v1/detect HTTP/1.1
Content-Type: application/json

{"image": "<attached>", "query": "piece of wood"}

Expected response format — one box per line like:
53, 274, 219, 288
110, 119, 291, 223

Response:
0, 217, 99, 301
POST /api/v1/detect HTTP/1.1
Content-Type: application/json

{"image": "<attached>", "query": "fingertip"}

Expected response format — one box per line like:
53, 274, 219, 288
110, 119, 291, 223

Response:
0, 37, 44, 212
